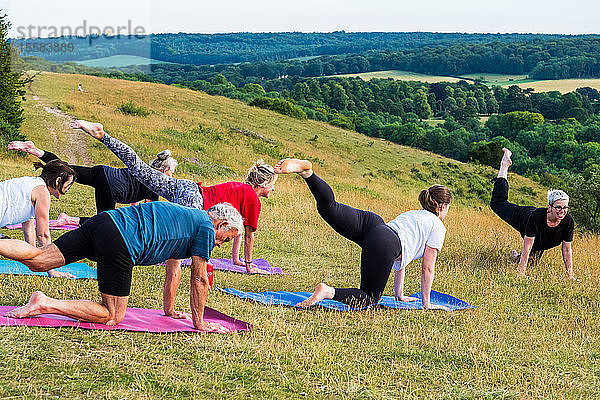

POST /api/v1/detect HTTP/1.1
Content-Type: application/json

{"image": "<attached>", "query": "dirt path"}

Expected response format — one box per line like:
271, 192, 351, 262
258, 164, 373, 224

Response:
28, 87, 93, 165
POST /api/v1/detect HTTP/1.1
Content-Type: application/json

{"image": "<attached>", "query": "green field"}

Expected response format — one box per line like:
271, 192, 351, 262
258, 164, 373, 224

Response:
456, 73, 537, 86
0, 72, 598, 399
324, 70, 465, 83
74, 55, 173, 68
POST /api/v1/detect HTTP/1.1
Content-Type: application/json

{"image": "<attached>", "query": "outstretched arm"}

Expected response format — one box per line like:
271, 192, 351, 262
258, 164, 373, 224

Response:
518, 236, 535, 277
31, 187, 74, 278
232, 226, 266, 274
21, 219, 36, 247
189, 255, 229, 332
561, 241, 576, 280
31, 186, 51, 248
163, 259, 185, 318
394, 266, 417, 302
421, 245, 448, 311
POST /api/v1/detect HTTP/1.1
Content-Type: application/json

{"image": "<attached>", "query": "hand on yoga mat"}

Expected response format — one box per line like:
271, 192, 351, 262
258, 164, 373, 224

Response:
396, 296, 418, 302
47, 270, 76, 279
246, 265, 270, 274
424, 304, 450, 311
200, 321, 231, 333
166, 310, 192, 320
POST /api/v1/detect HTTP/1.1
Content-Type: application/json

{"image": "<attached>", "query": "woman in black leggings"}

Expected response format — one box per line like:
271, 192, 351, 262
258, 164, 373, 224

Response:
490, 148, 575, 280
8, 140, 177, 225
275, 158, 452, 309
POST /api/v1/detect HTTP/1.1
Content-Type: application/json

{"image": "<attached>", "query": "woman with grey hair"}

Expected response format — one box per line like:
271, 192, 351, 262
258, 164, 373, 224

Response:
8, 140, 176, 226
490, 148, 576, 280
70, 119, 277, 274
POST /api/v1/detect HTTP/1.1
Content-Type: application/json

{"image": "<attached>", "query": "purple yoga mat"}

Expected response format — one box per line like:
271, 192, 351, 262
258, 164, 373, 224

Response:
0, 306, 251, 333
4, 220, 78, 231
159, 258, 286, 274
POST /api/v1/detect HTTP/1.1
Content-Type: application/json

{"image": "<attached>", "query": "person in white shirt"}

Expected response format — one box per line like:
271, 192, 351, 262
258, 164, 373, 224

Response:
0, 160, 76, 278
274, 158, 452, 310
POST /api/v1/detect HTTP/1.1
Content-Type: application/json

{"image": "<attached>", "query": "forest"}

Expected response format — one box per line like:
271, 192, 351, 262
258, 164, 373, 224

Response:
13, 31, 557, 64
14, 33, 600, 231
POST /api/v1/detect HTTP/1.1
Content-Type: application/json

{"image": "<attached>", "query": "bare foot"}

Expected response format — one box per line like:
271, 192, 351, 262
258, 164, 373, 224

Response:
274, 158, 313, 178
7, 140, 44, 157
296, 283, 334, 307
70, 119, 105, 139
501, 148, 513, 168
497, 147, 513, 179
4, 291, 48, 318
51, 213, 80, 227
47, 269, 76, 279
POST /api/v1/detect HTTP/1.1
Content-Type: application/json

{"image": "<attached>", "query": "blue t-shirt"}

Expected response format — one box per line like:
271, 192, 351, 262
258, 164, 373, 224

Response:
105, 202, 215, 266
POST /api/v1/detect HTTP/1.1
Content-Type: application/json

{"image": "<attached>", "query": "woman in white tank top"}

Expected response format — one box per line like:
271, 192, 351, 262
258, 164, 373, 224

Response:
0, 160, 75, 277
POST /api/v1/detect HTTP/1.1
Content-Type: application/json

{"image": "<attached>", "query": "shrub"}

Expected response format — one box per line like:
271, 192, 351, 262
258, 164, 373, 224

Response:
249, 97, 307, 119
567, 165, 600, 233
117, 100, 150, 116
0, 119, 25, 150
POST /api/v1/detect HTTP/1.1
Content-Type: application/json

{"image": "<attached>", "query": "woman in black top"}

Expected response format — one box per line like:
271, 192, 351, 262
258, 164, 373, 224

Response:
8, 140, 177, 225
490, 148, 576, 280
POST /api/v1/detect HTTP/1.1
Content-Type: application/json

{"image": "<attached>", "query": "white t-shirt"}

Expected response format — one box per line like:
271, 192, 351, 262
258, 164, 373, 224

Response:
386, 209, 446, 271
0, 176, 46, 227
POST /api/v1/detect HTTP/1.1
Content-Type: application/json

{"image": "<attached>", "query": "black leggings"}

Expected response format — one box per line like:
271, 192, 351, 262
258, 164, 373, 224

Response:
54, 213, 134, 296
490, 178, 543, 260
305, 173, 401, 306
41, 151, 115, 223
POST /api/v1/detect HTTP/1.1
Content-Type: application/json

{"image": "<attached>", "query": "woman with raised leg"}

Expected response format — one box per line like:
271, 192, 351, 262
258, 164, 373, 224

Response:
490, 148, 576, 280
70, 119, 277, 274
8, 140, 176, 226
275, 158, 451, 310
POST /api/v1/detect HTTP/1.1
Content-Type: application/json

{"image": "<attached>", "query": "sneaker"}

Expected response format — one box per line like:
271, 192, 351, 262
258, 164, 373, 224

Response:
0, 232, 10, 239
509, 250, 521, 263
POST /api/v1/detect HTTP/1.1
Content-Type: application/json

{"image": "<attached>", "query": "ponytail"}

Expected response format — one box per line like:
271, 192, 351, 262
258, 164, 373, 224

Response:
419, 184, 452, 215
245, 159, 276, 188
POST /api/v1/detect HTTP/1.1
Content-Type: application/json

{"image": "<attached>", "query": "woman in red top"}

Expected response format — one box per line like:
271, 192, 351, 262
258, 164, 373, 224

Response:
200, 161, 277, 272
72, 119, 277, 273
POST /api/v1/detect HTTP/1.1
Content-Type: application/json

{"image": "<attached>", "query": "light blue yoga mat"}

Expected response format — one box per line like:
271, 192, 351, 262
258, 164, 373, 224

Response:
219, 288, 475, 311
0, 260, 97, 279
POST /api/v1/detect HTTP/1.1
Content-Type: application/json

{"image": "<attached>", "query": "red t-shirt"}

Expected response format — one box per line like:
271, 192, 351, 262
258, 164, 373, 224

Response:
199, 181, 261, 231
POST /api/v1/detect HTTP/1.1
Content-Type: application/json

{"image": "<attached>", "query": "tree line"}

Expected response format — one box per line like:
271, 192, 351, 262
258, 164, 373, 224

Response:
13, 31, 555, 64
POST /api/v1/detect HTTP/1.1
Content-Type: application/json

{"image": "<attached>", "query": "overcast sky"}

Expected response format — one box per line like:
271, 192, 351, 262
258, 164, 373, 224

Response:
2, 0, 599, 37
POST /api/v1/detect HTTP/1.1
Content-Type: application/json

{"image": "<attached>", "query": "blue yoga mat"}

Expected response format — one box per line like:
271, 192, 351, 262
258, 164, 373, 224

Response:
219, 288, 475, 311
0, 260, 97, 279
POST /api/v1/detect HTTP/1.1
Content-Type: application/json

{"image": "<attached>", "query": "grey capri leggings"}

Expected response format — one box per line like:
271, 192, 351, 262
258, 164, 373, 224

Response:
99, 133, 203, 209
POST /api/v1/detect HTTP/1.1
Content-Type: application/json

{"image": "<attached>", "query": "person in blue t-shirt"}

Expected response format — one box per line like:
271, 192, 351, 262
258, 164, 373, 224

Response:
0, 202, 243, 332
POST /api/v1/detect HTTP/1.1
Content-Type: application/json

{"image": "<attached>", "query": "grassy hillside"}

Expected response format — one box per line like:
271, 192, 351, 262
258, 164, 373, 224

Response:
0, 72, 598, 399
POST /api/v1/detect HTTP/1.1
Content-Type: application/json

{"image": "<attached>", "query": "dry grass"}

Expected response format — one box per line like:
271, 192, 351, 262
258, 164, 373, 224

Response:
512, 79, 600, 94
322, 70, 464, 83
0, 72, 598, 399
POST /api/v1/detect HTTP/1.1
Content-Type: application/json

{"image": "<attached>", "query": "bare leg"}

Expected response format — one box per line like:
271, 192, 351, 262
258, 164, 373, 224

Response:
70, 119, 105, 139
0, 240, 65, 272
4, 291, 128, 325
497, 148, 512, 179
7, 140, 44, 158
274, 158, 313, 178
296, 283, 335, 307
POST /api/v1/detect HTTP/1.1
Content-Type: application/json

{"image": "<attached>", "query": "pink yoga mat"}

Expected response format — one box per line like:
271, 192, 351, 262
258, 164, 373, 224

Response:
4, 220, 78, 231
0, 306, 251, 333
